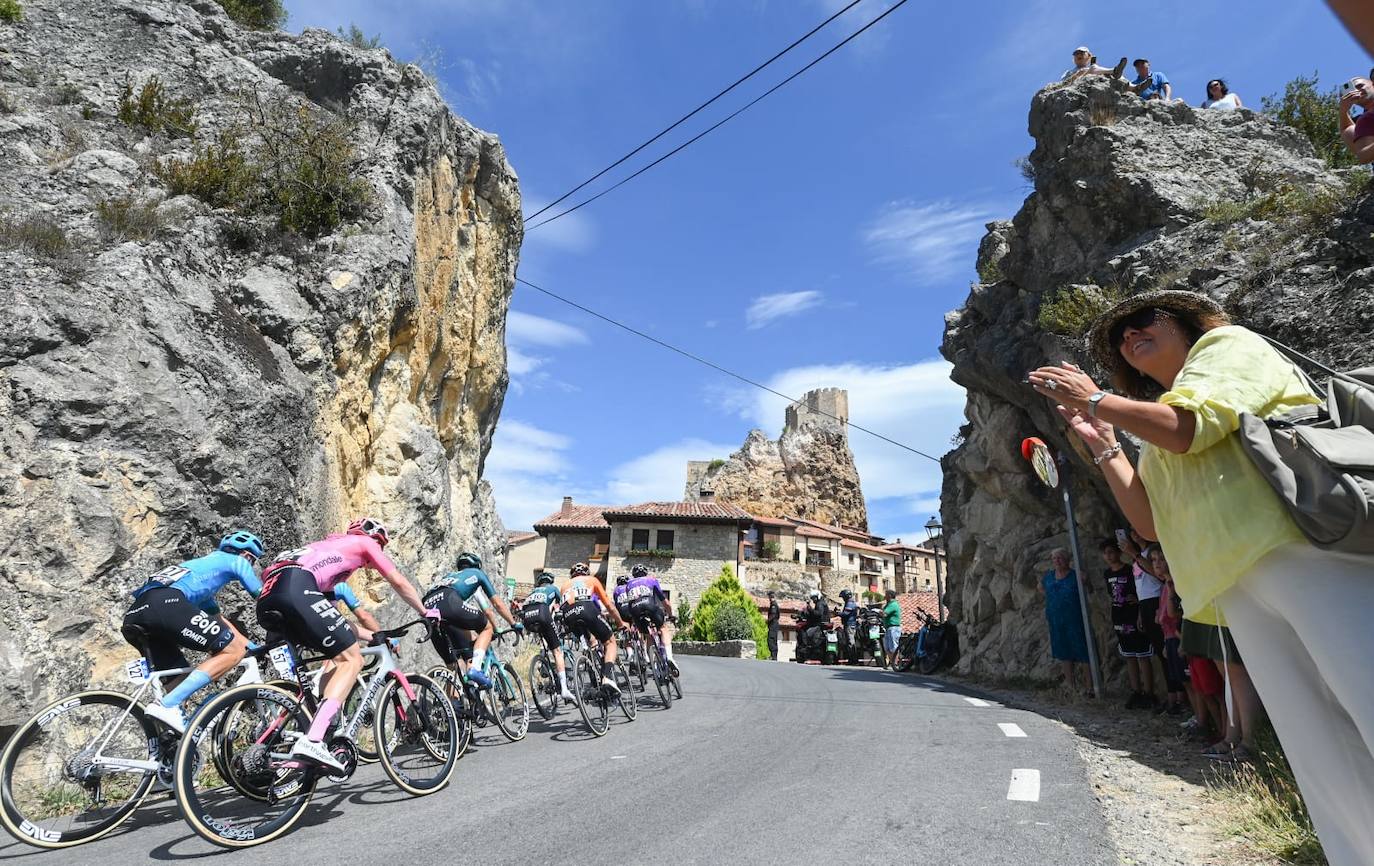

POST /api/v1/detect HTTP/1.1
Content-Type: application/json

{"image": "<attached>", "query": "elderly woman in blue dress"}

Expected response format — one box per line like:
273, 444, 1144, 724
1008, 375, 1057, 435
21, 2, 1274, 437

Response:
1039, 548, 1090, 692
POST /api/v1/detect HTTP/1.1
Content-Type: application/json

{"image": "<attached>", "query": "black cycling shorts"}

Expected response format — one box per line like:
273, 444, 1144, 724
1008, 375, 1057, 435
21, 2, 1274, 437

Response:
562, 599, 612, 643
628, 598, 665, 629
424, 585, 486, 665
122, 586, 235, 671
520, 601, 559, 652
256, 567, 357, 659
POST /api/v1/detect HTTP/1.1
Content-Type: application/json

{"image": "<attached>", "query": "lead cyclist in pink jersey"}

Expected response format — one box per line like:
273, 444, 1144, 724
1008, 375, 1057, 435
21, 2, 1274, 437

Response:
257, 517, 438, 771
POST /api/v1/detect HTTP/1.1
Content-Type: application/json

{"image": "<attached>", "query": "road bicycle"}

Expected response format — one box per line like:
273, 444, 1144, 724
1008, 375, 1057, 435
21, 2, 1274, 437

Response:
427, 629, 529, 746
619, 624, 651, 693
171, 619, 458, 849
0, 634, 274, 850
528, 613, 581, 721
564, 631, 637, 736
629, 618, 681, 709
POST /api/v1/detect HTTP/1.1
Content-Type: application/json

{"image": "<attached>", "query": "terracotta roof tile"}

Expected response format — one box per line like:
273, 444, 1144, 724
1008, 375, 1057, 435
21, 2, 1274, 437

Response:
602, 501, 753, 522
506, 531, 539, 545
750, 515, 795, 528
533, 503, 612, 532
795, 525, 842, 540
895, 591, 941, 630
841, 539, 895, 556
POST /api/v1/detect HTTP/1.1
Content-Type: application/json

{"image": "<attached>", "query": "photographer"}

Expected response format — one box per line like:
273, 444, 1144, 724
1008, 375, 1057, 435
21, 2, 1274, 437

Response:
1339, 76, 1374, 164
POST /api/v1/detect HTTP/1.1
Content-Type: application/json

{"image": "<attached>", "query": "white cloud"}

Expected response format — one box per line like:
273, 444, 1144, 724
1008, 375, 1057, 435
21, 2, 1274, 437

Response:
745, 290, 824, 329
506, 347, 543, 377
522, 194, 597, 254
738, 359, 965, 538
602, 439, 740, 504
507, 311, 588, 347
862, 200, 997, 283
485, 420, 579, 530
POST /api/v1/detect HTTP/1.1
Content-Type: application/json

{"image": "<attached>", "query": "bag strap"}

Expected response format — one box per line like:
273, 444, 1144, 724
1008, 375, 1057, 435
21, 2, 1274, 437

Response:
1259, 334, 1374, 394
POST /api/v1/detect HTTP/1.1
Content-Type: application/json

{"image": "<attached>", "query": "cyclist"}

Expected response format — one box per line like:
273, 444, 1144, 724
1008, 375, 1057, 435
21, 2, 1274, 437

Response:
422, 551, 520, 689
120, 531, 265, 733
558, 562, 630, 696
614, 564, 679, 676
520, 571, 577, 704
257, 517, 436, 770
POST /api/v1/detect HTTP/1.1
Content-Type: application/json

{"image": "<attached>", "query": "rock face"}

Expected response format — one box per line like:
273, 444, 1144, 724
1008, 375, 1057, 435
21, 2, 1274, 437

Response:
0, 1, 521, 722
941, 78, 1374, 680
686, 388, 868, 529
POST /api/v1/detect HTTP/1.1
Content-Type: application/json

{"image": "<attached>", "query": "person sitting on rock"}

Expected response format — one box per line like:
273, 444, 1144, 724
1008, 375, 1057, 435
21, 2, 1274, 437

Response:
1129, 58, 1172, 101
1061, 46, 1128, 84
1201, 78, 1242, 109
1339, 76, 1374, 163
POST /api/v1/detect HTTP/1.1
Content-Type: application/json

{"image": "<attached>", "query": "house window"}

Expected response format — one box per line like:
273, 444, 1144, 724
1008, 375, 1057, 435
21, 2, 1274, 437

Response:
793, 549, 800, 562
631, 529, 649, 551
656, 530, 675, 551
848, 553, 855, 564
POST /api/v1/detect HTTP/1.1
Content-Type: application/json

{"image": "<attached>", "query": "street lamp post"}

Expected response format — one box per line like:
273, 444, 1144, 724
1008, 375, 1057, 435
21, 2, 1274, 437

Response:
924, 516, 945, 623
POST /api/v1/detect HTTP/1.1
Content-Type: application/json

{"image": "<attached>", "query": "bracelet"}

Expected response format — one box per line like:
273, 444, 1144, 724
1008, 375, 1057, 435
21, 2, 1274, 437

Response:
1093, 443, 1123, 465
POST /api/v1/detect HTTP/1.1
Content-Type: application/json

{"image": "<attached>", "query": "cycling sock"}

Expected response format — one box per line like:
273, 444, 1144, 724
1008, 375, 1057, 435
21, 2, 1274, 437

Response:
307, 698, 341, 742
557, 670, 568, 690
601, 660, 613, 679
663, 642, 675, 662
161, 670, 212, 708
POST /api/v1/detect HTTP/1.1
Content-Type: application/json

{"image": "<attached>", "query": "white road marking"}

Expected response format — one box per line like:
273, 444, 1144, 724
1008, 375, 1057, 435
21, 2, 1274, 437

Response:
1007, 769, 1041, 802
963, 697, 991, 707
611, 755, 626, 760
998, 723, 1027, 738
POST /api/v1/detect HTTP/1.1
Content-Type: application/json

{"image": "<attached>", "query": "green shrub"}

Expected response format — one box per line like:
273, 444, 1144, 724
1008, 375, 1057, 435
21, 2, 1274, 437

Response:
1036, 284, 1124, 337
0, 0, 21, 23
673, 598, 693, 639
116, 75, 196, 137
976, 257, 1003, 284
95, 195, 162, 242
626, 548, 675, 559
711, 605, 754, 641
0, 211, 68, 257
1202, 173, 1369, 228
760, 540, 782, 561
154, 133, 254, 208
338, 23, 381, 49
215, 0, 286, 30
1262, 73, 1353, 169
686, 565, 770, 659
707, 458, 726, 471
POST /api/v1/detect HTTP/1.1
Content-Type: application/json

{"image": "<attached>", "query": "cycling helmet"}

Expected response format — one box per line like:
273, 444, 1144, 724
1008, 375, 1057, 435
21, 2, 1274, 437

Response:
536, 572, 555, 586
616, 575, 629, 586
808, 589, 822, 600
455, 551, 482, 571
631, 564, 649, 578
218, 530, 264, 560
347, 517, 390, 547
839, 589, 852, 599
571, 562, 589, 577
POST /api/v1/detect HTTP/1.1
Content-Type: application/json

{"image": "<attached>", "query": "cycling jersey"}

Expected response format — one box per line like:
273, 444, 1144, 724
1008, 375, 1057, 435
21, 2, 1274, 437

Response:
556, 575, 613, 612
434, 567, 498, 608
522, 583, 563, 609
614, 576, 665, 607
263, 533, 400, 594
131, 549, 262, 614
520, 586, 563, 652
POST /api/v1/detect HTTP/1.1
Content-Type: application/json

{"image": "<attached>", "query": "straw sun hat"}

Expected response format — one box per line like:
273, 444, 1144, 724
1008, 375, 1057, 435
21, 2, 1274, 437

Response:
1087, 289, 1229, 384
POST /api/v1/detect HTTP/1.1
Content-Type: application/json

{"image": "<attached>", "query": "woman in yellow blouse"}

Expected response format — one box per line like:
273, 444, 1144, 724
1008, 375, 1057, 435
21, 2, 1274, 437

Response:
1029, 290, 1372, 866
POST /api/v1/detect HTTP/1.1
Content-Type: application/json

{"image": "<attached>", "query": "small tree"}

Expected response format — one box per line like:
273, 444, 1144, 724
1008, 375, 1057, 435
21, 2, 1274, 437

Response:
686, 565, 771, 659
760, 540, 782, 561
674, 597, 693, 639
712, 605, 754, 641
1261, 73, 1354, 169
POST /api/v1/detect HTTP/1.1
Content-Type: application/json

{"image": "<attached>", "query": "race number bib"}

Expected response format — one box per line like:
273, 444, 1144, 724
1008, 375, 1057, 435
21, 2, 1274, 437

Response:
125, 659, 150, 682
268, 646, 295, 678
147, 565, 189, 587
573, 583, 593, 600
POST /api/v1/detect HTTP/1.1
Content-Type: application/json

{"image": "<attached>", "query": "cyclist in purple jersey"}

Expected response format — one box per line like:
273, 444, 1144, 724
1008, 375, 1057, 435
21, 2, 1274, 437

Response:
617, 564, 679, 675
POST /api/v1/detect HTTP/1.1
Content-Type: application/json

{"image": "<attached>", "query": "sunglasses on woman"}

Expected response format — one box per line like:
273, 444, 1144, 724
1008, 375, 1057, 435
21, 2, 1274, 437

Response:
1110, 307, 1169, 347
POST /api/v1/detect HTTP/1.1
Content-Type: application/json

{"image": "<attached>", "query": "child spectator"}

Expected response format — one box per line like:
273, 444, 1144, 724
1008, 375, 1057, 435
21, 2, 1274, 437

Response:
1120, 529, 1166, 694
1201, 78, 1242, 109
1182, 626, 1227, 742
1062, 46, 1127, 83
1150, 547, 1186, 715
1129, 59, 1172, 101
1339, 76, 1374, 163
1100, 539, 1156, 709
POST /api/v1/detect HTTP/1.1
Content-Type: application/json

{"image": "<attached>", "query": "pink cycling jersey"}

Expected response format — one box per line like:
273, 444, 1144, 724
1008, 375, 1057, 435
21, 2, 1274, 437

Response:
271, 533, 399, 592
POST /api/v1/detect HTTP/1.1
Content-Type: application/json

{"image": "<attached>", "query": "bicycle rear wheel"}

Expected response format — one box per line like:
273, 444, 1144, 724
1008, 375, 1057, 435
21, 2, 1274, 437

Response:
375, 674, 458, 795
486, 664, 529, 741
175, 684, 316, 849
1, 691, 157, 849
572, 655, 609, 737
649, 642, 673, 709
528, 653, 558, 721
613, 660, 637, 721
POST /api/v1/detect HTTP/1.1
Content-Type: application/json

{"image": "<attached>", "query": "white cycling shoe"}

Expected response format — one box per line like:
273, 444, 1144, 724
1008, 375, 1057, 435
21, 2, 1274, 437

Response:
601, 677, 621, 696
560, 688, 579, 706
289, 737, 346, 773
144, 703, 186, 734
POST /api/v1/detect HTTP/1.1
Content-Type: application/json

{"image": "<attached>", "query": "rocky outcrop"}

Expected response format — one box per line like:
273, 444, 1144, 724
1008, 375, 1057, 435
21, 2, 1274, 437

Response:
941, 78, 1374, 680
686, 388, 868, 529
0, 1, 521, 721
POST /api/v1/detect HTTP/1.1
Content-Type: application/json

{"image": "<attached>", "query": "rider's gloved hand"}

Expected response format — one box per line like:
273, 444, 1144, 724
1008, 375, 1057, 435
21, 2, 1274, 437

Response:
246, 641, 263, 652
513, 622, 525, 633
423, 607, 442, 620
388, 637, 401, 652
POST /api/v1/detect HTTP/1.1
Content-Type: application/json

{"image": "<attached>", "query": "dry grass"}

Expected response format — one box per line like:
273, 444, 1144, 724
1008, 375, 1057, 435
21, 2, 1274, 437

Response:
1207, 727, 1325, 864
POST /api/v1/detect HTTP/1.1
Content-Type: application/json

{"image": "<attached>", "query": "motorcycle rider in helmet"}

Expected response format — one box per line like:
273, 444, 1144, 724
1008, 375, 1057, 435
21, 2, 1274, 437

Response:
839, 589, 859, 661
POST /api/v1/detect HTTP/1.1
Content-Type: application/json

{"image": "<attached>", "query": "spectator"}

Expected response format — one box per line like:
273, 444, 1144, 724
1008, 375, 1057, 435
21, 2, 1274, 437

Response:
1100, 539, 1156, 708
1129, 58, 1172, 101
1181, 623, 1227, 741
1030, 289, 1374, 863
1149, 547, 1186, 715
766, 591, 780, 660
1062, 46, 1127, 84
881, 589, 902, 667
1201, 78, 1242, 109
1037, 547, 1090, 693
1339, 76, 1374, 164
1119, 528, 1166, 703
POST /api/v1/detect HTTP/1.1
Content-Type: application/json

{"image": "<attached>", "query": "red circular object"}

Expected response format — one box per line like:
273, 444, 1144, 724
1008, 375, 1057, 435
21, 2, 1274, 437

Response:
1020, 437, 1045, 462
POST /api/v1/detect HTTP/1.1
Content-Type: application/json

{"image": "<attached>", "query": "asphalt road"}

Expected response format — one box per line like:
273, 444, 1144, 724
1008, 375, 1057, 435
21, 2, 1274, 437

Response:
0, 657, 1115, 865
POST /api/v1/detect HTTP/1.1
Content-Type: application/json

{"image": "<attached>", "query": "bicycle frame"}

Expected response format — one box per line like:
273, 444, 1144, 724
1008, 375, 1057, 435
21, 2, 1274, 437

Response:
266, 641, 417, 751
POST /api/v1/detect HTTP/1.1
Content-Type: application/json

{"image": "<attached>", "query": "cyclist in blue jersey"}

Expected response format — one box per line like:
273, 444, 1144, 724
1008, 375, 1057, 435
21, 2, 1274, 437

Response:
421, 552, 520, 688
520, 572, 576, 703
120, 531, 265, 732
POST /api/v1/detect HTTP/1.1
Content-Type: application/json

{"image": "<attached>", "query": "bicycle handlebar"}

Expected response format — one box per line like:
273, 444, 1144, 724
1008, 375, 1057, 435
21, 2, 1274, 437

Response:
371, 618, 435, 645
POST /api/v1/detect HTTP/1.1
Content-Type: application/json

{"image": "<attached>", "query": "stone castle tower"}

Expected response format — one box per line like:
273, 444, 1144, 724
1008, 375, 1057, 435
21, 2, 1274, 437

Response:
784, 387, 848, 436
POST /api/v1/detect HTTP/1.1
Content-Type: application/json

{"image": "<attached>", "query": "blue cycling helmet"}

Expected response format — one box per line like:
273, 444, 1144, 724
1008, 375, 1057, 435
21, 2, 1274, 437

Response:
456, 551, 482, 570
219, 530, 264, 559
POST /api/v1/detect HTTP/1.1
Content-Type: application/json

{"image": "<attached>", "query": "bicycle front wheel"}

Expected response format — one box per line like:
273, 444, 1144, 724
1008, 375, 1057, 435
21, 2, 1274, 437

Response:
375, 674, 459, 795
175, 683, 316, 849
486, 664, 529, 742
614, 660, 637, 721
1, 690, 157, 849
528, 654, 558, 721
650, 642, 673, 709
573, 655, 610, 737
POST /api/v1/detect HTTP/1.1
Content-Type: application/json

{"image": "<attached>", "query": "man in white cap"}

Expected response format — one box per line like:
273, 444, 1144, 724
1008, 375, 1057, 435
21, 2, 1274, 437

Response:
1061, 46, 1127, 84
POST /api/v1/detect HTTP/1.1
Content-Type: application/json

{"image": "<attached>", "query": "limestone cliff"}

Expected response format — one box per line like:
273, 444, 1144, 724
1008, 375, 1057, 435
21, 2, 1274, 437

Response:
687, 388, 868, 529
940, 78, 1373, 680
0, 0, 521, 722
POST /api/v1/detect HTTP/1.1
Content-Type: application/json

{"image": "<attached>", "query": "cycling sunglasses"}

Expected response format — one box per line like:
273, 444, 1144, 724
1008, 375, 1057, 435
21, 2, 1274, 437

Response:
1109, 307, 1169, 347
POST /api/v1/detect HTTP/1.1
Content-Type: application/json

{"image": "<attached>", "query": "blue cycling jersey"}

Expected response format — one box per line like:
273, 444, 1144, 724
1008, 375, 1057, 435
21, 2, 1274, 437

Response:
331, 581, 361, 610
523, 584, 562, 606
437, 567, 497, 608
132, 549, 263, 613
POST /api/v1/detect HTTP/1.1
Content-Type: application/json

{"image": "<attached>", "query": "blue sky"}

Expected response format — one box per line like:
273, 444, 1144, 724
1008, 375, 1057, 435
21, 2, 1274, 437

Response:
286, 0, 1367, 542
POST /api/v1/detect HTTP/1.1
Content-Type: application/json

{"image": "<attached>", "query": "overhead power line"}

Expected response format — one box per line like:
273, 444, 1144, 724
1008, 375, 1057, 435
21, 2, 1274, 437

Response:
524, 0, 866, 224
526, 0, 913, 232
515, 276, 942, 464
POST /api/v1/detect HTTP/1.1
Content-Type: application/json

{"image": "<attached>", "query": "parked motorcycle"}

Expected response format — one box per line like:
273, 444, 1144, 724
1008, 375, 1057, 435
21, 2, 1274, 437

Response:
792, 612, 840, 666
913, 611, 960, 674
850, 605, 885, 665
